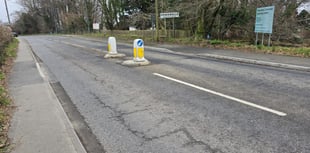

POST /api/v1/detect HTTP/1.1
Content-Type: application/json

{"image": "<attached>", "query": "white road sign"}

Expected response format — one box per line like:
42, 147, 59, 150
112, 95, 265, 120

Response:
93, 23, 100, 30
160, 12, 179, 19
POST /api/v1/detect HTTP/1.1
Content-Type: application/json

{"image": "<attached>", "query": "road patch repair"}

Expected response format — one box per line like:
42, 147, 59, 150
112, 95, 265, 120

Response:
104, 37, 126, 58
122, 39, 151, 66
153, 73, 287, 117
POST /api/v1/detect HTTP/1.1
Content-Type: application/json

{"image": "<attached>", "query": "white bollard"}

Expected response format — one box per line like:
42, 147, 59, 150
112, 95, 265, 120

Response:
108, 37, 117, 54
121, 39, 150, 66
104, 37, 125, 58
133, 39, 145, 62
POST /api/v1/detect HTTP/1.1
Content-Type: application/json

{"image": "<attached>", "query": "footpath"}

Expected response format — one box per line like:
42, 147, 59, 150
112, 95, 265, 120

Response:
8, 38, 86, 153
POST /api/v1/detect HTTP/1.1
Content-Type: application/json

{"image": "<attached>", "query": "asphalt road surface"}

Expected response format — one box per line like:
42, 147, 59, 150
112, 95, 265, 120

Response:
23, 35, 310, 153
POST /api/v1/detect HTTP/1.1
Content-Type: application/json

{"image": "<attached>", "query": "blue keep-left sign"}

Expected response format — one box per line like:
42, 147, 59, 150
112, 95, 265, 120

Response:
137, 40, 144, 47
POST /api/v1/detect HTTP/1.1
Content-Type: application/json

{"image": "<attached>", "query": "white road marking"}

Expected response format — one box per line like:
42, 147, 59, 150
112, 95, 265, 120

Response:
28, 48, 46, 79
35, 62, 46, 79
153, 73, 287, 117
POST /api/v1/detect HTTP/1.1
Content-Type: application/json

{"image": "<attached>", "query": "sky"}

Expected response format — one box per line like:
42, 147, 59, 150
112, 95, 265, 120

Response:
0, 0, 22, 23
298, 1, 310, 13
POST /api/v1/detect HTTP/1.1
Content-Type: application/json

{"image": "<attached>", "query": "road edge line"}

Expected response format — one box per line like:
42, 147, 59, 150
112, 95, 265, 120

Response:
153, 73, 287, 117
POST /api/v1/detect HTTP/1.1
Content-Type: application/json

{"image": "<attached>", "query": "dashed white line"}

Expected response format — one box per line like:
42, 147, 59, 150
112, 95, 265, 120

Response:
153, 73, 287, 117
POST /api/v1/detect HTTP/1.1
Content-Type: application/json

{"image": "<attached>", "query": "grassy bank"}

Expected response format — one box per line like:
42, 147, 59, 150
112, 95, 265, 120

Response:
81, 32, 310, 58
0, 38, 18, 152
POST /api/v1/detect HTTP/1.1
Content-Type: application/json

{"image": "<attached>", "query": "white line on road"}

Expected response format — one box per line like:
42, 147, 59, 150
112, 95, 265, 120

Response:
28, 47, 46, 79
35, 63, 46, 79
153, 73, 287, 117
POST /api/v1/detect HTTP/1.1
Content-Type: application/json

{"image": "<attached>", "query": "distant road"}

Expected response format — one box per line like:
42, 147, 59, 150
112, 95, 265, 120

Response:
24, 35, 310, 153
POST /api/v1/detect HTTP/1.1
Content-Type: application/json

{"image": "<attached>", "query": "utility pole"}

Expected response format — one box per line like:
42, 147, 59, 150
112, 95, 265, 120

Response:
4, 0, 11, 25
155, 0, 159, 42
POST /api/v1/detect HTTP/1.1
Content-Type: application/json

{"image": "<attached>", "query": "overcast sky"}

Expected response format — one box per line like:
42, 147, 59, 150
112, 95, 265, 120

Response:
0, 0, 22, 23
298, 1, 310, 13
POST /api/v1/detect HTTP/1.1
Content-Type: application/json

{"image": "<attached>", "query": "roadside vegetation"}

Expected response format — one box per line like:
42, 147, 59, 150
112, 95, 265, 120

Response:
0, 25, 18, 152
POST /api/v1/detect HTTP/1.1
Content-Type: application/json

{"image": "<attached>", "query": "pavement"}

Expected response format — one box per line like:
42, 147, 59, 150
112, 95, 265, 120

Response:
8, 38, 86, 153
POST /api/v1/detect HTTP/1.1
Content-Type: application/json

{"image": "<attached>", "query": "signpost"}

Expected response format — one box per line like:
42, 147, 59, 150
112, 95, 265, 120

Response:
255, 6, 275, 46
151, 14, 156, 40
160, 12, 180, 38
93, 23, 100, 30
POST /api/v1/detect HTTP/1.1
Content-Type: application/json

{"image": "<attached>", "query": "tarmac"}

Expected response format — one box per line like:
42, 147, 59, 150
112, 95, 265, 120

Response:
7, 36, 310, 153
8, 38, 87, 153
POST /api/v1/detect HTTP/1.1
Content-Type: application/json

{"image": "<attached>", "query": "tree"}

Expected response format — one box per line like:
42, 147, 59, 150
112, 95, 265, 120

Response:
298, 10, 310, 28
174, 0, 309, 42
14, 13, 40, 34
99, 0, 124, 30
123, 0, 155, 29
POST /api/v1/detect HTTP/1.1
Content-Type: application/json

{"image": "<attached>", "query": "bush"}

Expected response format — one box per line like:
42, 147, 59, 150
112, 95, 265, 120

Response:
0, 25, 13, 46
0, 25, 13, 66
0, 26, 18, 106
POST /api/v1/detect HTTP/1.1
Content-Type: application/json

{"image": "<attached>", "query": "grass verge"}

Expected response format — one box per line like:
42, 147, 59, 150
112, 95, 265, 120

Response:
0, 38, 18, 152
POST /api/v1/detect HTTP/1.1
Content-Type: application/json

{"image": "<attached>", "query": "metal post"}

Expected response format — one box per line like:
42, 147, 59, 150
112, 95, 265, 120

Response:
173, 18, 175, 38
255, 33, 258, 46
164, 18, 167, 37
151, 14, 155, 41
268, 34, 271, 47
155, 0, 159, 42
262, 33, 264, 46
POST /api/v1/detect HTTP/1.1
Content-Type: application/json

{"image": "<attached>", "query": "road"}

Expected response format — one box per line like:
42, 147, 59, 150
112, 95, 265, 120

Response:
24, 35, 310, 153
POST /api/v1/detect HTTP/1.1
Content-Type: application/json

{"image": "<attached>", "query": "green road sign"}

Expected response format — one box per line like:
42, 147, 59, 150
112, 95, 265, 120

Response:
255, 6, 275, 34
